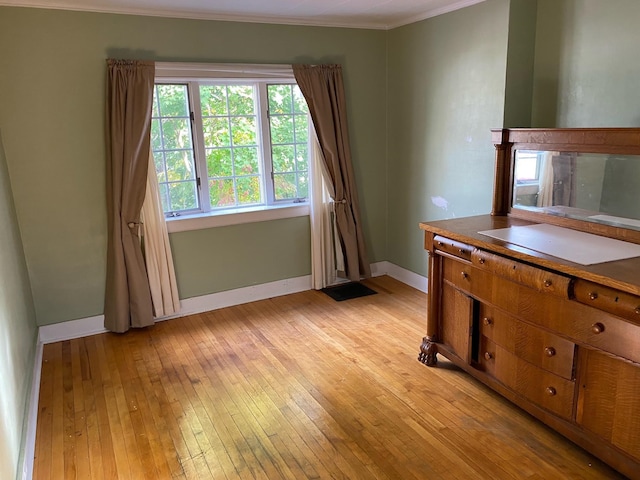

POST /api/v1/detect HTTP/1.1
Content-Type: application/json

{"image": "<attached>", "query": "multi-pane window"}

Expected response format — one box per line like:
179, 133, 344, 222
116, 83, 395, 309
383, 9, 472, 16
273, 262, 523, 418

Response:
268, 84, 310, 201
514, 150, 541, 184
201, 85, 261, 208
151, 84, 199, 213
151, 80, 310, 216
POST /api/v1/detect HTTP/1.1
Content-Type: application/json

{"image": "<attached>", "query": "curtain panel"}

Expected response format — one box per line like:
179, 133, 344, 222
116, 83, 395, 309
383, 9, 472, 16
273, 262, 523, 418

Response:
293, 64, 370, 281
104, 59, 155, 333
142, 150, 181, 318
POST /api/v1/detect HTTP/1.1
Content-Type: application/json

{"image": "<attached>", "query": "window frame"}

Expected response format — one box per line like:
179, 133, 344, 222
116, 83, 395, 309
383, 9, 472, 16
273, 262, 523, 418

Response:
153, 63, 311, 232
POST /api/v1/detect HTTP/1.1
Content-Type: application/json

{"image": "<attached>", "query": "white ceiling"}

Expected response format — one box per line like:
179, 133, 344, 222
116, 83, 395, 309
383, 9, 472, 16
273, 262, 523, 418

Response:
0, 0, 486, 29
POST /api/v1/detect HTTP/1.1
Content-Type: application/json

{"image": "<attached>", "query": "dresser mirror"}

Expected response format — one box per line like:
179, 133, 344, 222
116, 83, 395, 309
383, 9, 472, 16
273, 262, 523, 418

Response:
491, 128, 640, 243
512, 150, 640, 231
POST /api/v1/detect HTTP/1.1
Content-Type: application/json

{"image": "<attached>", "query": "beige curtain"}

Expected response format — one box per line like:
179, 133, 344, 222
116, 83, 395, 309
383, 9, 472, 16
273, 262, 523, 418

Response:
309, 133, 342, 289
141, 151, 180, 317
104, 59, 155, 333
293, 64, 370, 282
537, 151, 555, 207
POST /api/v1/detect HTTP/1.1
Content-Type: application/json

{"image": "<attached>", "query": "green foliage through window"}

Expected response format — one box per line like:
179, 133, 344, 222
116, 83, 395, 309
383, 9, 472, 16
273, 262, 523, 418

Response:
268, 84, 310, 201
152, 80, 311, 215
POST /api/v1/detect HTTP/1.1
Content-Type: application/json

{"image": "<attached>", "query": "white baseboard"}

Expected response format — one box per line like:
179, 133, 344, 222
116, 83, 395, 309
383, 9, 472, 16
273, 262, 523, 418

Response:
38, 266, 427, 345
370, 261, 428, 293
38, 274, 313, 345
21, 340, 43, 480
38, 315, 106, 344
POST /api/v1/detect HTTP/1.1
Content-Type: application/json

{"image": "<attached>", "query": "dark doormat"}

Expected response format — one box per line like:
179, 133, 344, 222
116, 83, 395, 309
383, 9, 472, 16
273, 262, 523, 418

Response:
321, 282, 377, 302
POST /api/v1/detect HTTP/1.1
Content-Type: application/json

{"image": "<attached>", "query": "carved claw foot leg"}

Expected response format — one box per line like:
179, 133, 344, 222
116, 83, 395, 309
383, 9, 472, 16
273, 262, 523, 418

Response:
418, 336, 438, 366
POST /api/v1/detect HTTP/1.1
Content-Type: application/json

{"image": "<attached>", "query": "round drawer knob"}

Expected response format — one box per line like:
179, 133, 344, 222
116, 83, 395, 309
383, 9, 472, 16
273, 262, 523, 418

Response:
544, 279, 552, 288
483, 317, 492, 326
461, 271, 468, 279
591, 323, 605, 334
544, 347, 556, 357
459, 248, 465, 254
546, 386, 557, 396
589, 292, 598, 300
635, 306, 640, 315
478, 257, 485, 265
438, 241, 444, 246
484, 352, 493, 361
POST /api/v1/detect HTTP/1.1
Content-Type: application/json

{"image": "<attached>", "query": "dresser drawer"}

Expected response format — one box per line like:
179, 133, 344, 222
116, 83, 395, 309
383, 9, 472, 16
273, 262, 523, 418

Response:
478, 337, 575, 420
479, 304, 575, 380
442, 256, 490, 295
513, 287, 640, 365
573, 279, 640, 325
471, 249, 570, 299
433, 235, 473, 261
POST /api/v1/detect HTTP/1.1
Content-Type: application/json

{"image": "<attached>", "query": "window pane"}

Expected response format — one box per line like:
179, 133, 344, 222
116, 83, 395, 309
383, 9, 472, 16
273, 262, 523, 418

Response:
272, 145, 295, 173
153, 83, 199, 213
236, 176, 261, 205
294, 115, 309, 143
152, 90, 160, 118
165, 150, 195, 181
209, 179, 236, 207
274, 173, 297, 200
296, 144, 308, 172
234, 147, 259, 176
203, 117, 230, 146
270, 115, 294, 144
200, 85, 228, 116
230, 116, 257, 146
268, 84, 293, 114
207, 148, 233, 177
157, 85, 189, 117
293, 86, 308, 113
161, 118, 192, 150
168, 181, 198, 211
158, 183, 169, 212
227, 86, 254, 115
515, 152, 539, 182
153, 152, 166, 183
151, 119, 163, 151
297, 172, 309, 198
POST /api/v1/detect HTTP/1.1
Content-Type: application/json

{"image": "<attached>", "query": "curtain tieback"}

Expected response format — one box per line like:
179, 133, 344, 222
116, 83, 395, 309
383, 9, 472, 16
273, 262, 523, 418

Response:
334, 199, 347, 204
127, 221, 144, 236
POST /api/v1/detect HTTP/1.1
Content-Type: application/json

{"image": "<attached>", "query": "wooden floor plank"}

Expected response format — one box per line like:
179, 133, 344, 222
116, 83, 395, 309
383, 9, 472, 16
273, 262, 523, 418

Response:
33, 276, 625, 479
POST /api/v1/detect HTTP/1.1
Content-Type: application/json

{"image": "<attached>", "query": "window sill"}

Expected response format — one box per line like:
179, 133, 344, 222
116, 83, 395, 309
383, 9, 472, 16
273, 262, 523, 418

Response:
166, 203, 310, 233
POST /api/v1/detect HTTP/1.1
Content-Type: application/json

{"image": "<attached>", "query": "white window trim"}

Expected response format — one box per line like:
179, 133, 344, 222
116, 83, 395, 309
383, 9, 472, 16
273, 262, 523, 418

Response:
166, 203, 310, 233
155, 62, 311, 231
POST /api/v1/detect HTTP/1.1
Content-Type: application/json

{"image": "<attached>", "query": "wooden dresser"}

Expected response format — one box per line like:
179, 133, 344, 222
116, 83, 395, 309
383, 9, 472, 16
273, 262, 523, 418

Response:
418, 128, 640, 479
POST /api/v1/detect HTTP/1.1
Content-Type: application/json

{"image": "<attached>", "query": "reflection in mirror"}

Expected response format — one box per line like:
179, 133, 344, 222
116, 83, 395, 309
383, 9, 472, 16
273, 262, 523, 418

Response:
512, 150, 640, 231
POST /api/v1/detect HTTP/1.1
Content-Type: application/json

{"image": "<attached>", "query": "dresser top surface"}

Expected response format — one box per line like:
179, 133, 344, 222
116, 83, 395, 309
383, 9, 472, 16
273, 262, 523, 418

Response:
420, 215, 640, 296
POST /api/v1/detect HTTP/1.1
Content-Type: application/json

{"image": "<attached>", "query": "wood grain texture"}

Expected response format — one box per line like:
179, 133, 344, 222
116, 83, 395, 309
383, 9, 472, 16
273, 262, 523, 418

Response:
33, 276, 623, 479
420, 215, 640, 296
490, 127, 640, 246
577, 349, 640, 460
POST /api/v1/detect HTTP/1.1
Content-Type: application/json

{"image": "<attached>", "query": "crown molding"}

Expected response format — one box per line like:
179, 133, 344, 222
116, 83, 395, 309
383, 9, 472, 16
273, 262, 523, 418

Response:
387, 0, 487, 29
0, 0, 486, 30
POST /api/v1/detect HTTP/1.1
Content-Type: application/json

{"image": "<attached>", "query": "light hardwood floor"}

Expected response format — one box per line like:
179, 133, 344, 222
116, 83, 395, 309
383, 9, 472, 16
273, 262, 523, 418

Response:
33, 276, 625, 479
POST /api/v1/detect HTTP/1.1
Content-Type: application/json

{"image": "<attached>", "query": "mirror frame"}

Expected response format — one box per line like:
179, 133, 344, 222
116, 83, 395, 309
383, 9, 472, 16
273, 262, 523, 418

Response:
491, 128, 640, 245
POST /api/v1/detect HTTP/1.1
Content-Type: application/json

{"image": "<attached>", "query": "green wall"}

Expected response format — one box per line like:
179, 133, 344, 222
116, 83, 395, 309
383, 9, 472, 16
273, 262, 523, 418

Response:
532, 0, 640, 127
1, 1, 640, 322
0, 132, 38, 480
386, 0, 510, 276
503, 0, 537, 127
170, 217, 311, 298
0, 7, 387, 326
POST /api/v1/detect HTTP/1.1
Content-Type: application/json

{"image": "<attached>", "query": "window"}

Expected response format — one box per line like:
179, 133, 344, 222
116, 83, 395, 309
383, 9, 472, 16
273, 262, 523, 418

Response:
151, 69, 310, 220
514, 150, 541, 184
